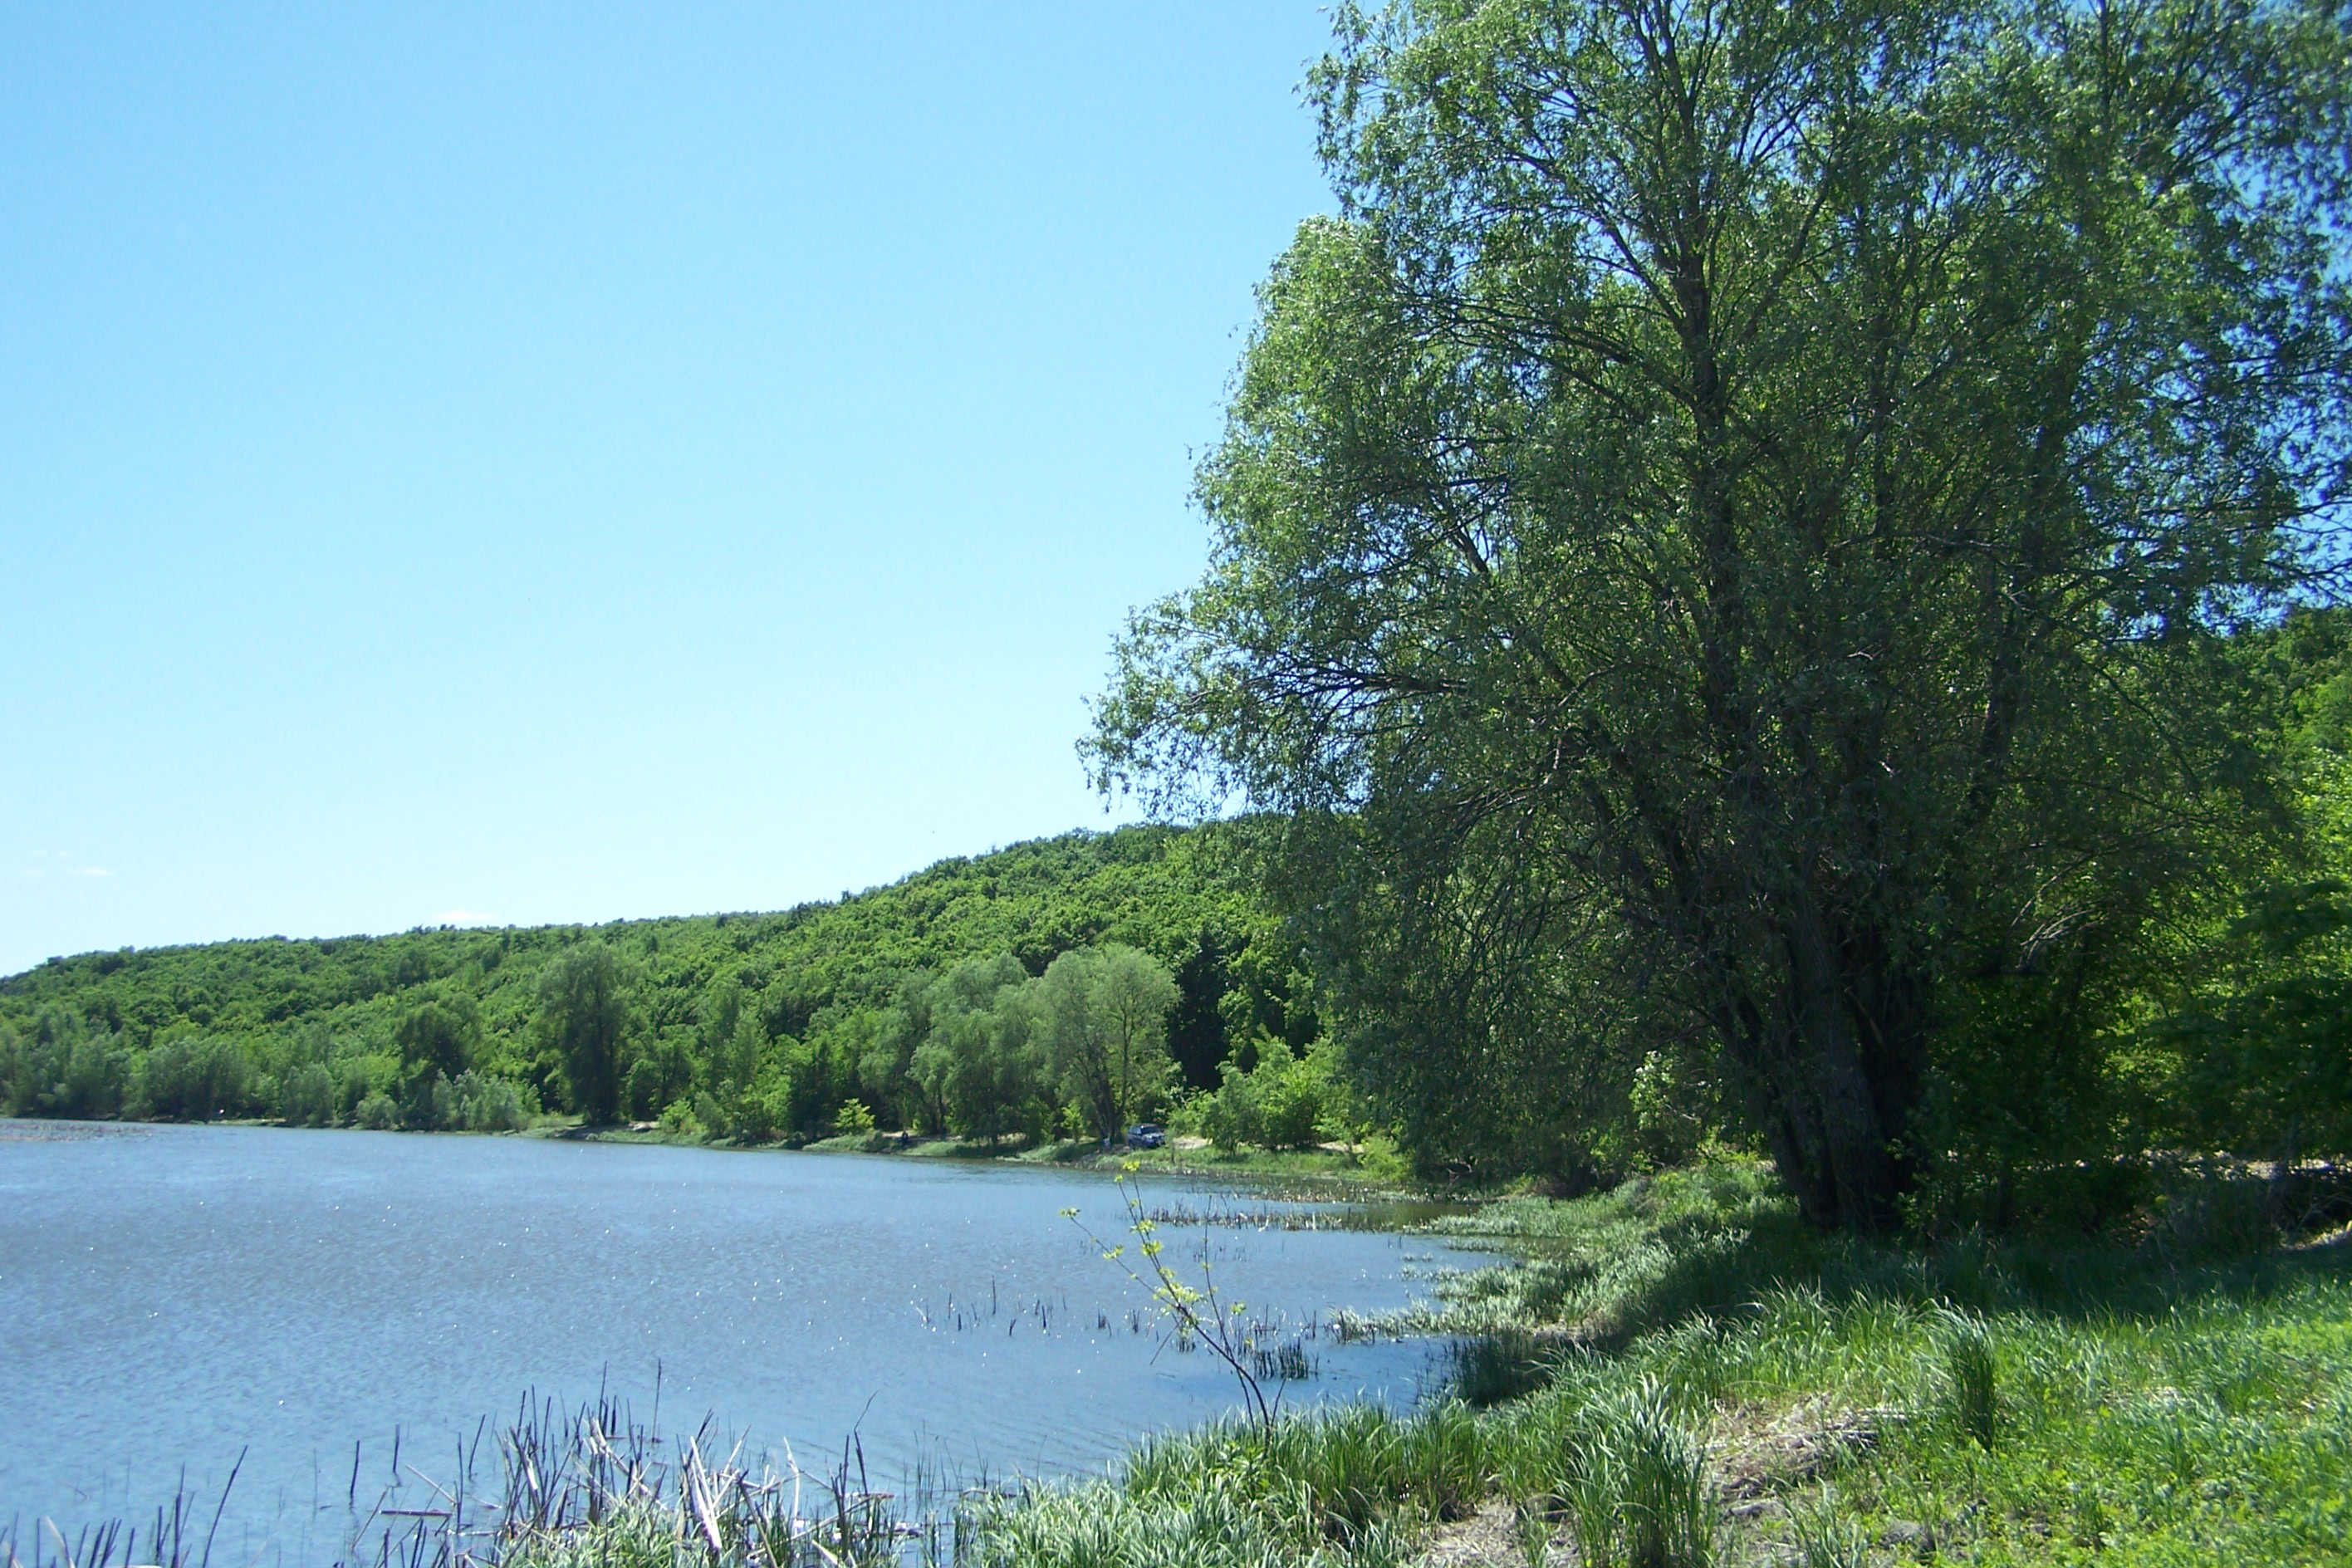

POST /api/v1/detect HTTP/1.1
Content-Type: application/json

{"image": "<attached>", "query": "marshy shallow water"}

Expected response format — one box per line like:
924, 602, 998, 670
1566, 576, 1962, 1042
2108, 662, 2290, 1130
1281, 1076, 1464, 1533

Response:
2, 1121, 1486, 1561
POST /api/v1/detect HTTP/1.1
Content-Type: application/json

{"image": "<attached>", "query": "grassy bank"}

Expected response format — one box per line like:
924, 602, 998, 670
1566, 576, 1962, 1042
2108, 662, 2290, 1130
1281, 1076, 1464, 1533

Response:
573, 1121, 1417, 1192
926, 1164, 2347, 1566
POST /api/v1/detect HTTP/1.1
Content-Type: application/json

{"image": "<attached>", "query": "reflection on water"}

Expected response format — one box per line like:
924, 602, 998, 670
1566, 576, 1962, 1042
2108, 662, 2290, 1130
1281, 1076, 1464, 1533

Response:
1, 1123, 1485, 1561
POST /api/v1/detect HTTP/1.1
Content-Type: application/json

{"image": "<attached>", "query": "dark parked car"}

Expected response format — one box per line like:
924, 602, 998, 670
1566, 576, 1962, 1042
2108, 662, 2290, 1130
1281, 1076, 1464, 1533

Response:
1126, 1124, 1165, 1149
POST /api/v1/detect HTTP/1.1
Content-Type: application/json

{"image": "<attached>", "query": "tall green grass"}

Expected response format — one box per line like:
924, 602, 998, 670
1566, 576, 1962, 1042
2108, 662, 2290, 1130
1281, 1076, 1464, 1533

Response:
1407, 1164, 2352, 1565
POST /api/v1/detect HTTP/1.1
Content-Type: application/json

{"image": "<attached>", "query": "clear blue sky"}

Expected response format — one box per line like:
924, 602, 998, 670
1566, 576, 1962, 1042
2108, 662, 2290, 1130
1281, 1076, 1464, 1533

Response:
0, 3, 1336, 975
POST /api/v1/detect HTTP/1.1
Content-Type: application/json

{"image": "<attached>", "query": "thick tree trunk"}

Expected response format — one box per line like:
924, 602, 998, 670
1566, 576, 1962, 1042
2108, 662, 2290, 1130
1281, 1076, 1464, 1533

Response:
1792, 904, 1902, 1230
1727, 902, 1913, 1232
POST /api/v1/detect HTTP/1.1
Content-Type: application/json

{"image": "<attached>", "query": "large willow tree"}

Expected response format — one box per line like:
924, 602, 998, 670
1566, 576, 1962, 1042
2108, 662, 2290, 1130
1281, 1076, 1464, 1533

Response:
1090, 0, 2350, 1227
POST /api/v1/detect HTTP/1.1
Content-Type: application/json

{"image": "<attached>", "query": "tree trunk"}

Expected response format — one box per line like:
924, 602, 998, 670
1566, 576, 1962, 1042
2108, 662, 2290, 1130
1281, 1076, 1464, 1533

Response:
1731, 900, 1911, 1231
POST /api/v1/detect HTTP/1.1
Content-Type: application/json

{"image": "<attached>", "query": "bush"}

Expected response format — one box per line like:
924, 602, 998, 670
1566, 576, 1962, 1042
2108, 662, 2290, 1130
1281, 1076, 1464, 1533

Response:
336, 1055, 399, 1123
725, 1080, 785, 1144
355, 1091, 399, 1129
1203, 1036, 1329, 1151
625, 1056, 663, 1121
2, 1019, 129, 1120
454, 1071, 533, 1131
281, 1062, 338, 1126
130, 1036, 254, 1121
402, 1070, 463, 1130
689, 1090, 725, 1136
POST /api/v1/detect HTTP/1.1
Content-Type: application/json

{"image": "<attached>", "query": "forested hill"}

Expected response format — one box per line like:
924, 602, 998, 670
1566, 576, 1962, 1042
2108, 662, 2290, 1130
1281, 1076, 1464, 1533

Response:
0, 822, 1312, 1134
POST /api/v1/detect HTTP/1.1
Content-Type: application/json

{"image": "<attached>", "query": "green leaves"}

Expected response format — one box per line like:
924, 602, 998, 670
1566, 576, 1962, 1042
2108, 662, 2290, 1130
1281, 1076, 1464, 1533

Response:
1039, 943, 1182, 1144
532, 944, 633, 1125
1092, 0, 2352, 1223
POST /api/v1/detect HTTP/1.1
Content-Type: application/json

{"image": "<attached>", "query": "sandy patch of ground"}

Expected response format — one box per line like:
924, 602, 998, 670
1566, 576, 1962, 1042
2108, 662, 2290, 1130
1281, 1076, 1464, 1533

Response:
1420, 1499, 1551, 1568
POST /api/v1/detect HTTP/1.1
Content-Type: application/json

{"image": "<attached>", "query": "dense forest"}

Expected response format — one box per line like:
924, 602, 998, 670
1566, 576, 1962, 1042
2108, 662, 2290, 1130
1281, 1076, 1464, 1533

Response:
0, 824, 1331, 1149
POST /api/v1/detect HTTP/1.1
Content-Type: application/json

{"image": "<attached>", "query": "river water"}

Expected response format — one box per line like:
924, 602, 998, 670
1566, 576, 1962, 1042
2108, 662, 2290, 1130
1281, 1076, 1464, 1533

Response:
2, 1121, 1482, 1561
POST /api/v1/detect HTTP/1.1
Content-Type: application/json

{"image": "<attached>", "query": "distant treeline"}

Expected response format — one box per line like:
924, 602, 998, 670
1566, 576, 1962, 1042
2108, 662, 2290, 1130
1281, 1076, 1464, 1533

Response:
0, 824, 1329, 1147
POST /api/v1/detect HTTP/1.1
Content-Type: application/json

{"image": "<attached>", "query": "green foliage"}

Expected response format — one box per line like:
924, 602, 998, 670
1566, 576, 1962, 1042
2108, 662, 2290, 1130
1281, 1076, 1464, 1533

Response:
1547, 1380, 1717, 1568
2124, 614, 2352, 1168
974, 1462, 1415, 1568
535, 946, 631, 1125
1116, 1403, 1487, 1538
281, 1061, 337, 1127
129, 1036, 254, 1121
1089, 0, 2352, 1224
908, 953, 1042, 1144
0, 1009, 128, 1119
1626, 1052, 1710, 1173
1379, 1164, 2352, 1565
1202, 1036, 1333, 1152
392, 1068, 536, 1133
1040, 943, 1180, 1142
1784, 1493, 1869, 1568
624, 1056, 663, 1121
394, 992, 478, 1089
0, 826, 1296, 1141
1938, 1311, 2002, 1452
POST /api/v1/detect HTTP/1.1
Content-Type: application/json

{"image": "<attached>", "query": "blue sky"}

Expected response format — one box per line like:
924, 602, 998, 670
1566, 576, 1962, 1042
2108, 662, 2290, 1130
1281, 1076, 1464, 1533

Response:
0, 2, 1335, 975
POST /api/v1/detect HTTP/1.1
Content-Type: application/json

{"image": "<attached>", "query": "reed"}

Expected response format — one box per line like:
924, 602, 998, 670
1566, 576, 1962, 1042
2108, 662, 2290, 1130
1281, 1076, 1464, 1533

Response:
1, 1396, 934, 1568
1545, 1381, 1715, 1568
1935, 1309, 2001, 1450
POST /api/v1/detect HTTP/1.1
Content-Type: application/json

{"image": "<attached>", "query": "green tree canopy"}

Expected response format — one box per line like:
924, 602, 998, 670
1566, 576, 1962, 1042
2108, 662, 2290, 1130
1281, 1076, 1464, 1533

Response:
1040, 944, 1181, 1142
394, 993, 478, 1087
534, 946, 632, 1125
910, 953, 1042, 1142
1090, 0, 2352, 1226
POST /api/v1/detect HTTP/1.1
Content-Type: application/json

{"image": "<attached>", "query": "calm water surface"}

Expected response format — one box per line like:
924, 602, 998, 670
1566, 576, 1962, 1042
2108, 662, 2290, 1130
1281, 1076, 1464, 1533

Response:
2, 1122, 1482, 1558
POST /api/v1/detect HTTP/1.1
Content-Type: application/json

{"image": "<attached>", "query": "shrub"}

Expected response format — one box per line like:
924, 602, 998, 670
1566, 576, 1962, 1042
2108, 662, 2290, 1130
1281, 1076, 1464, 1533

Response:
282, 1062, 338, 1126
455, 1071, 532, 1131
726, 1080, 785, 1144
401, 1070, 463, 1130
336, 1055, 399, 1123
130, 1036, 254, 1121
688, 1090, 725, 1135
1551, 1381, 1717, 1568
1203, 1037, 1330, 1151
2, 1019, 129, 1120
625, 1057, 663, 1121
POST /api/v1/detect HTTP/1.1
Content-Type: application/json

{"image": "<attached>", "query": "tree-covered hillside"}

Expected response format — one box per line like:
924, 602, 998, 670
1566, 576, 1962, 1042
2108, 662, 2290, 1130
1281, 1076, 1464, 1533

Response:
0, 823, 1318, 1141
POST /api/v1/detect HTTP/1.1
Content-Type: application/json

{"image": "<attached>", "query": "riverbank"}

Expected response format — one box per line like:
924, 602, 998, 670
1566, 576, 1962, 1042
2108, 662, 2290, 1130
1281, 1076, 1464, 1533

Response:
571, 1120, 1421, 1193
478, 1159, 2351, 1567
